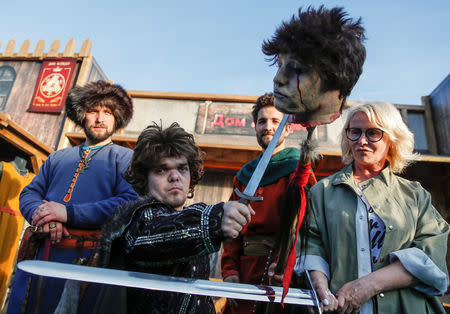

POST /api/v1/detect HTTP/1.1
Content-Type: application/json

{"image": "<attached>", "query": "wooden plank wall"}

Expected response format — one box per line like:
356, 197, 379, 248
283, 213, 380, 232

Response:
0, 60, 80, 150
86, 57, 108, 83
424, 75, 450, 277
429, 74, 450, 156
186, 170, 234, 207
403, 161, 449, 219
0, 39, 93, 150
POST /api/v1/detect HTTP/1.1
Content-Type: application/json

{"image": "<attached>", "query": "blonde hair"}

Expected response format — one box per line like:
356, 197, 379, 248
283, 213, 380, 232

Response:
340, 102, 418, 173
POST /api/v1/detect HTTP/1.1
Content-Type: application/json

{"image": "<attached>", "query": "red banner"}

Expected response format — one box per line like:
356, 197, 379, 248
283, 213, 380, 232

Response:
28, 58, 76, 113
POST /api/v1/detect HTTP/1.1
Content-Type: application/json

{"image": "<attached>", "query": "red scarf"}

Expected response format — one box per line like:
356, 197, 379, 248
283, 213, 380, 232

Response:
281, 161, 311, 305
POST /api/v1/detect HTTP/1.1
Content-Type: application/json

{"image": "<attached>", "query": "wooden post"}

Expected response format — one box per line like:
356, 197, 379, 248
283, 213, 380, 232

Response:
18, 39, 30, 57
47, 39, 60, 57
421, 96, 438, 155
79, 39, 92, 57
4, 40, 15, 56
33, 39, 45, 57
29, 155, 40, 174
64, 39, 76, 57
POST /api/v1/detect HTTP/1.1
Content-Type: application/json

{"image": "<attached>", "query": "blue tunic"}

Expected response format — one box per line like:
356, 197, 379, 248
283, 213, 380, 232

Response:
7, 144, 138, 314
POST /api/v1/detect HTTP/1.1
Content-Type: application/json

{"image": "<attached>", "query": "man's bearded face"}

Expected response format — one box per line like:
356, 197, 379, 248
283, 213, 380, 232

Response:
273, 53, 343, 127
255, 105, 288, 151
84, 105, 116, 144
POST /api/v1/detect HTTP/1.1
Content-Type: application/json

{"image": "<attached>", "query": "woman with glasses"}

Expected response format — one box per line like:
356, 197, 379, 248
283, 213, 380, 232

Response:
295, 102, 449, 313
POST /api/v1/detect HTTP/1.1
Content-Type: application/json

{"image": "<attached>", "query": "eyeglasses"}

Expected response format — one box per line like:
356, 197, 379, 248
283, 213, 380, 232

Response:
345, 128, 384, 142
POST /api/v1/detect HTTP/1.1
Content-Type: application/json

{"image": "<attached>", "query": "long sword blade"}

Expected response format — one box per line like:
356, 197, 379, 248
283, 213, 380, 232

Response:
239, 114, 289, 201
18, 260, 315, 306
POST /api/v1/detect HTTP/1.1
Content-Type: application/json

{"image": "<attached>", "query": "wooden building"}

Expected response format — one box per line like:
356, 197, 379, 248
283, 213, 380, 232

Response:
63, 91, 450, 220
2, 38, 447, 216
1, 38, 449, 309
0, 38, 107, 152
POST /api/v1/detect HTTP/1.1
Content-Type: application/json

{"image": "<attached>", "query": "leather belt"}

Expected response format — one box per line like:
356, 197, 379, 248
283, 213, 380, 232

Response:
51, 229, 101, 250
242, 234, 276, 256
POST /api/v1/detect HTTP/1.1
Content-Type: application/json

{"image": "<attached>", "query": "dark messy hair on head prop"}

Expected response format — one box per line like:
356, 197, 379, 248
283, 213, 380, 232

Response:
262, 6, 366, 100
125, 122, 204, 197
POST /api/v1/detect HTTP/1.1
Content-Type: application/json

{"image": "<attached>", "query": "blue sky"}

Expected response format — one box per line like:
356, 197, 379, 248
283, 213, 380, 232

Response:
1, 0, 449, 105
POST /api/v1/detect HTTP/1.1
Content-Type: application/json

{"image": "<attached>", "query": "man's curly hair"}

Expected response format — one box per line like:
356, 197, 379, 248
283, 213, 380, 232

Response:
66, 80, 133, 130
262, 6, 366, 100
125, 122, 204, 197
251, 92, 275, 124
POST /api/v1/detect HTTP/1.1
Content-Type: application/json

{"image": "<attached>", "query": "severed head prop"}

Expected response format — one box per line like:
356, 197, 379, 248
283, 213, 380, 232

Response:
262, 6, 366, 126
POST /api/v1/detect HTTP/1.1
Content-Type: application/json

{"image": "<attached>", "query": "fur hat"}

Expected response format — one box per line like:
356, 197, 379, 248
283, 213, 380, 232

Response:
65, 80, 133, 130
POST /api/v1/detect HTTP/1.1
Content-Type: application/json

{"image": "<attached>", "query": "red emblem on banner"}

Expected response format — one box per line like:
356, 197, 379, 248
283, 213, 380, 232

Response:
28, 58, 76, 113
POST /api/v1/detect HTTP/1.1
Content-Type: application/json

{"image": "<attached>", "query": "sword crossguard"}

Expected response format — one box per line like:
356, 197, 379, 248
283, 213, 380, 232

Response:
235, 188, 263, 204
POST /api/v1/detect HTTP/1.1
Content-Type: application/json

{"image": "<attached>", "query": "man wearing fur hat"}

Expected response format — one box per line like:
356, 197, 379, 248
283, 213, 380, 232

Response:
7, 81, 138, 314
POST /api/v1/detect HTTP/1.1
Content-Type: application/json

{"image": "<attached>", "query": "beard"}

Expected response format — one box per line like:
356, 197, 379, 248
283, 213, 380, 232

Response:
256, 131, 285, 150
84, 124, 115, 144
165, 196, 187, 211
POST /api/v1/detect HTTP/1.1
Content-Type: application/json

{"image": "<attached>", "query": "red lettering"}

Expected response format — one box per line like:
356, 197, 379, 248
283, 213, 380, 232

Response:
234, 118, 246, 127
225, 117, 234, 126
211, 114, 225, 128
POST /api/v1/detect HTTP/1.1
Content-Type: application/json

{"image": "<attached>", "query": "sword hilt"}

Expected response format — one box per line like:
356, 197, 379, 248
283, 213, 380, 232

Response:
234, 188, 263, 204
